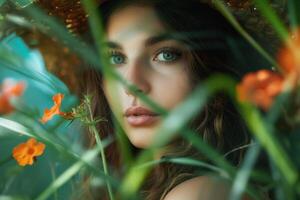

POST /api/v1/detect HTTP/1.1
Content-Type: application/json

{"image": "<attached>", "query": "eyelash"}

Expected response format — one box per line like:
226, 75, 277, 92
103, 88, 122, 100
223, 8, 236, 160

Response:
153, 47, 182, 63
108, 50, 126, 65
107, 47, 183, 66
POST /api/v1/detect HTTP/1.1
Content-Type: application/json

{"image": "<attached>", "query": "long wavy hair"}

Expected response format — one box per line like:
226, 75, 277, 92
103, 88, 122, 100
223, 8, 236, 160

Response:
81, 0, 264, 199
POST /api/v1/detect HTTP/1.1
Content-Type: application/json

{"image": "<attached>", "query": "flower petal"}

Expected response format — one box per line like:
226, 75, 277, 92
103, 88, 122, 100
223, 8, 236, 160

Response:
34, 143, 46, 156
0, 79, 26, 115
27, 138, 37, 146
12, 138, 46, 166
0, 95, 14, 114
237, 70, 284, 111
53, 93, 64, 106
40, 93, 64, 124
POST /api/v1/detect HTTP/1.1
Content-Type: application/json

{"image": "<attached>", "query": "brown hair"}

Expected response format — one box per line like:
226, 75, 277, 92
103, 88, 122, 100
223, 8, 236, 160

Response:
81, 0, 254, 199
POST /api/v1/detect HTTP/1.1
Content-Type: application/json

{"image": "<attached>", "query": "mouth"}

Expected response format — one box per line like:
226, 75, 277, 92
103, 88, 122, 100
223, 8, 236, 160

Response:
125, 114, 160, 127
124, 106, 160, 127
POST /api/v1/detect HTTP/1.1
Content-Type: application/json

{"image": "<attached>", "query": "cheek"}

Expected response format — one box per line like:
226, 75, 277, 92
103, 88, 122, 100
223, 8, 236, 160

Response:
102, 79, 125, 120
153, 70, 192, 109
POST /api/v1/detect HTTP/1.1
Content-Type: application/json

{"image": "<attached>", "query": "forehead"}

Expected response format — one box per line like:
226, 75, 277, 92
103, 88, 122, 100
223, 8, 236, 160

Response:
106, 5, 167, 42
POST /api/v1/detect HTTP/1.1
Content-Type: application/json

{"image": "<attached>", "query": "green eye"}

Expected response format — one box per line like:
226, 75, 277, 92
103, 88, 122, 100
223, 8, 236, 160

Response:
155, 48, 182, 62
110, 54, 125, 65
108, 50, 126, 65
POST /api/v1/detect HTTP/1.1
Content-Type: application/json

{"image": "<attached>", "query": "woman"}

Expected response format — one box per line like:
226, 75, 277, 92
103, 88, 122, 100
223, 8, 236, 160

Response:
83, 0, 265, 199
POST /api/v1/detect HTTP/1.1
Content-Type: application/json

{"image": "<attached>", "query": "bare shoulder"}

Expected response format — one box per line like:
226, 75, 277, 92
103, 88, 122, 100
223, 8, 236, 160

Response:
163, 175, 231, 200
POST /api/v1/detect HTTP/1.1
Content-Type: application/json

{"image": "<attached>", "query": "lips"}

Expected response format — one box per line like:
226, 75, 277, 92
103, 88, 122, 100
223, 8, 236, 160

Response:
124, 106, 160, 126
124, 106, 158, 117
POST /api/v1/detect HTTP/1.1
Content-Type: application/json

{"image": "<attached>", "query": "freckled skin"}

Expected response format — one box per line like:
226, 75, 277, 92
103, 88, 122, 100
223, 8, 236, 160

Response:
103, 5, 193, 148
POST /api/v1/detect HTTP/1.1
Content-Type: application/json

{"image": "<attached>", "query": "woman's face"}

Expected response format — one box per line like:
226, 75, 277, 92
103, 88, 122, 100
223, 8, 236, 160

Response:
103, 5, 193, 148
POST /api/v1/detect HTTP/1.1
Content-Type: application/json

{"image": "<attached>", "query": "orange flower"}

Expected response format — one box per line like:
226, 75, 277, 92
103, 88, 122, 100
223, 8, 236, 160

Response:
237, 70, 284, 111
40, 93, 65, 123
0, 79, 26, 115
12, 138, 46, 166
277, 28, 300, 79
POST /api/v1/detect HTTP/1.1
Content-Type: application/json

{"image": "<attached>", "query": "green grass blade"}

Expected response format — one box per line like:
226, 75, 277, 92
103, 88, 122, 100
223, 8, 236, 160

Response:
23, 3, 166, 118
266, 90, 291, 124
9, 0, 34, 8
48, 161, 58, 200
120, 74, 238, 198
229, 143, 261, 200
0, 196, 27, 200
22, 5, 101, 71
254, 0, 289, 41
85, 95, 115, 200
212, 0, 279, 69
239, 103, 298, 186
0, 0, 6, 7
0, 49, 67, 94
0, 116, 112, 179
152, 74, 236, 147
120, 149, 156, 200
165, 157, 228, 177
35, 146, 103, 200
269, 160, 288, 200
113, 118, 133, 166
135, 157, 228, 179
80, 0, 108, 73
81, 0, 167, 134
183, 130, 234, 177
288, 0, 300, 29
0, 117, 34, 137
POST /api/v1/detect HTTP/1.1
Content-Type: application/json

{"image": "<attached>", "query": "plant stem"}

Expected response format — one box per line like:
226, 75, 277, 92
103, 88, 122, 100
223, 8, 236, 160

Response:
87, 100, 115, 200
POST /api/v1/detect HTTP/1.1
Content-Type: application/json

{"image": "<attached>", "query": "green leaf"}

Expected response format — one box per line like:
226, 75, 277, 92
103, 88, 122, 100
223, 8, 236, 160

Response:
0, 117, 34, 137
120, 74, 238, 199
0, 116, 111, 180
35, 146, 107, 200
229, 144, 261, 200
165, 157, 228, 177
254, 0, 289, 41
288, 0, 300, 29
0, 196, 27, 200
9, 0, 34, 8
239, 103, 298, 186
183, 130, 235, 177
0, 0, 6, 7
120, 149, 156, 200
152, 74, 236, 147
23, 4, 166, 119
0, 46, 69, 94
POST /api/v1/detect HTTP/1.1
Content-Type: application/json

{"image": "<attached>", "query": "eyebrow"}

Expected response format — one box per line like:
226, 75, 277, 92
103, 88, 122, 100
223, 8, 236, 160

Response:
104, 33, 179, 49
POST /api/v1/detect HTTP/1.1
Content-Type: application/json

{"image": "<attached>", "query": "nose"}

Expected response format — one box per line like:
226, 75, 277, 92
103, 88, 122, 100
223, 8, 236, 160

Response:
123, 59, 150, 97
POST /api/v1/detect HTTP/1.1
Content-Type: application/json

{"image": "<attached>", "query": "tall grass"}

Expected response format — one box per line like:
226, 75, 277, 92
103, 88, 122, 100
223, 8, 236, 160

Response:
0, 0, 299, 200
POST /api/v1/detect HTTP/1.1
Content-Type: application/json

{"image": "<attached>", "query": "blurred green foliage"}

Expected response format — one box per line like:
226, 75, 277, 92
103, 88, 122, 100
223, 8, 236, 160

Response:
0, 0, 300, 200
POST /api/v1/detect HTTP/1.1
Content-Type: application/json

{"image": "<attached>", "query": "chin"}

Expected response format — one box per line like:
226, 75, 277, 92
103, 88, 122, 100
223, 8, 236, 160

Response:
127, 129, 155, 149
129, 137, 152, 149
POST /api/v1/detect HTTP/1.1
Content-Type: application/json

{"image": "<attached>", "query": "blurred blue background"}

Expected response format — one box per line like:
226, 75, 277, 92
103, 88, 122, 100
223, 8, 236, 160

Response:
0, 33, 86, 200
